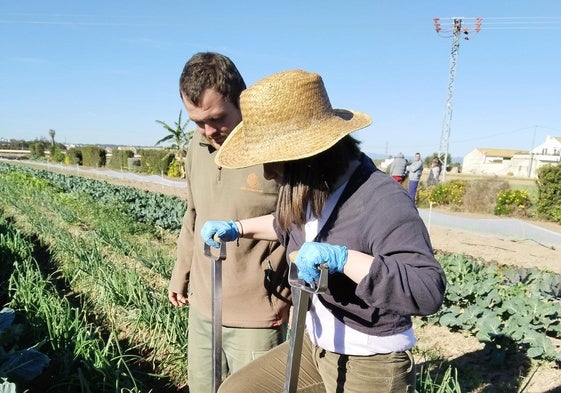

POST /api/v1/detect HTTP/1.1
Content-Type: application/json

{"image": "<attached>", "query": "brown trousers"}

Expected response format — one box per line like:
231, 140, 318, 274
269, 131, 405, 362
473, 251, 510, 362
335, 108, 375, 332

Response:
217, 332, 415, 393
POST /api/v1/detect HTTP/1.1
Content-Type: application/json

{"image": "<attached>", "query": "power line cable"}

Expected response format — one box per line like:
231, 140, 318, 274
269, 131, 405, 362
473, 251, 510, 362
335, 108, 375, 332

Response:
453, 125, 561, 144
435, 16, 561, 31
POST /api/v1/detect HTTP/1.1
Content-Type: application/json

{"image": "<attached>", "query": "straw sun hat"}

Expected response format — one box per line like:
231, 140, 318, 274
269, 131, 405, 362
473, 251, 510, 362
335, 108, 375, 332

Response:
215, 69, 372, 169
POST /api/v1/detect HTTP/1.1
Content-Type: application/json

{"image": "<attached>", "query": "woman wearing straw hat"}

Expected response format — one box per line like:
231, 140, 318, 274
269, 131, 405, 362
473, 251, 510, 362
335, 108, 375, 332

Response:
201, 69, 446, 392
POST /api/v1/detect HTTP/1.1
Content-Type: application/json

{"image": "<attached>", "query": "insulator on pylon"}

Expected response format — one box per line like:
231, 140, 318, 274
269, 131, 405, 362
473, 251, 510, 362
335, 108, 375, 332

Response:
433, 17, 441, 32
475, 17, 483, 33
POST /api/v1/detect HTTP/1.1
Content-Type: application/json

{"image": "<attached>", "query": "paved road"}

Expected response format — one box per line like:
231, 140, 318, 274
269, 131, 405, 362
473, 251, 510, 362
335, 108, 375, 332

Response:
418, 208, 561, 248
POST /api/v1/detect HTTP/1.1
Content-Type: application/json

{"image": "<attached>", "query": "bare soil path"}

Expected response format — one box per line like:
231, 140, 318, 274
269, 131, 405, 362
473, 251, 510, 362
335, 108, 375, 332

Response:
428, 217, 561, 275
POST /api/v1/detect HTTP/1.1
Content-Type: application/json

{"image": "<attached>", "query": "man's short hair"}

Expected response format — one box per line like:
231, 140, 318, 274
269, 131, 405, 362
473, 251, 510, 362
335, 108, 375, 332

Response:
179, 52, 246, 109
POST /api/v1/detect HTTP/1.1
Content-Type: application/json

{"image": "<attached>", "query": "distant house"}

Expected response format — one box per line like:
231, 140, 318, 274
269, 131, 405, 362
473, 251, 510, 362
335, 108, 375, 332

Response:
462, 135, 561, 178
462, 148, 527, 177
532, 135, 561, 156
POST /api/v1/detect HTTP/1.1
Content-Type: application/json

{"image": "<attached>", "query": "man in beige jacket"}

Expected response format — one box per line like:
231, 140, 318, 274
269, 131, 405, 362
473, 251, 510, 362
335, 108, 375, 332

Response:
168, 52, 290, 393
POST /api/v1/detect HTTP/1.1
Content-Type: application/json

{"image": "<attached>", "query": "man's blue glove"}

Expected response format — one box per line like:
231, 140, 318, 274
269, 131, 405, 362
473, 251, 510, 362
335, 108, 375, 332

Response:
201, 220, 239, 248
295, 242, 348, 284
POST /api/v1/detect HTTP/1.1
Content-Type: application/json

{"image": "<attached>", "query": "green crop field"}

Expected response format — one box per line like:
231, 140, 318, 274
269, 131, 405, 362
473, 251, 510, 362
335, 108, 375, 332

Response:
1, 161, 560, 392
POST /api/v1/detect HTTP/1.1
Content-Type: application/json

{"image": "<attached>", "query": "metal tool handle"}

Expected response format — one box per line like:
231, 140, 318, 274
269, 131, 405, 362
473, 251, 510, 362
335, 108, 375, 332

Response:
287, 251, 329, 294
204, 240, 227, 393
283, 250, 328, 393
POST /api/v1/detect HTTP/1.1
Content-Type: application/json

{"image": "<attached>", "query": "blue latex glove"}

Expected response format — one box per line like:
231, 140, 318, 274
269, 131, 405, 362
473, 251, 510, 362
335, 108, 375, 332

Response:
295, 242, 348, 284
201, 220, 239, 248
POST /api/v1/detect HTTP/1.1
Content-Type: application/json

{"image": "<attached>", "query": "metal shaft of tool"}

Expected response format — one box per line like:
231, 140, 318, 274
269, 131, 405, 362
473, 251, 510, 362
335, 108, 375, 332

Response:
283, 255, 329, 393
205, 241, 227, 393
283, 287, 310, 393
211, 255, 223, 393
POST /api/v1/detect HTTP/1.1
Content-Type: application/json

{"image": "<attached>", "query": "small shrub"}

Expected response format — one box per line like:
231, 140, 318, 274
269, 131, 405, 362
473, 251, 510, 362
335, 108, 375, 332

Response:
416, 184, 431, 207
536, 164, 561, 223
166, 159, 183, 178
418, 180, 466, 209
494, 189, 532, 216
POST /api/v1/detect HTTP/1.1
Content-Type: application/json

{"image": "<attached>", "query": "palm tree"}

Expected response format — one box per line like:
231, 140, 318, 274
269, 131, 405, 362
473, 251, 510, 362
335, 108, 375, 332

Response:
48, 129, 56, 146
155, 110, 193, 177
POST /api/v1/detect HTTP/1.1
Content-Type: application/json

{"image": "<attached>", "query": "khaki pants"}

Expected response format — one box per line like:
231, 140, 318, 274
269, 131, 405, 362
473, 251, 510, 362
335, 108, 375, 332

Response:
218, 332, 415, 393
187, 306, 287, 393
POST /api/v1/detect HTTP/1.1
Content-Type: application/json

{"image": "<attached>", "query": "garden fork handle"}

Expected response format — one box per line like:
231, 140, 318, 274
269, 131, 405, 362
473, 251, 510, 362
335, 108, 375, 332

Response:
204, 240, 227, 393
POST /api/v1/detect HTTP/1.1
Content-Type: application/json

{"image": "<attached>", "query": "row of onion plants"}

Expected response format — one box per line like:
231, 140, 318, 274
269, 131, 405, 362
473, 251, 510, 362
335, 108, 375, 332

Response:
0, 165, 190, 391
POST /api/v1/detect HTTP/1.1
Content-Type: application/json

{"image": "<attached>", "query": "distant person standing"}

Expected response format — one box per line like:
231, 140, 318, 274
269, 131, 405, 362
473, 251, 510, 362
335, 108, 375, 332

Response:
427, 157, 442, 186
406, 152, 423, 202
389, 152, 408, 184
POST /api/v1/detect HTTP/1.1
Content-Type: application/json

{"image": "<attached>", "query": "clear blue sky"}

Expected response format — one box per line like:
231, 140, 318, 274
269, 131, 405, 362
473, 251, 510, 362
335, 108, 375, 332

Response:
2, 0, 561, 160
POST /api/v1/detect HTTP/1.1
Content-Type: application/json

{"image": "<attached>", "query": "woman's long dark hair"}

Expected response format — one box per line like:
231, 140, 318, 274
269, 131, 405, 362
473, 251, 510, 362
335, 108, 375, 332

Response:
275, 135, 362, 231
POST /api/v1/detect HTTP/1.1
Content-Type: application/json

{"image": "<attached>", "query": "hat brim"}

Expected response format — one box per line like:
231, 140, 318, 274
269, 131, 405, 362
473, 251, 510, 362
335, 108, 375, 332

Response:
215, 109, 372, 169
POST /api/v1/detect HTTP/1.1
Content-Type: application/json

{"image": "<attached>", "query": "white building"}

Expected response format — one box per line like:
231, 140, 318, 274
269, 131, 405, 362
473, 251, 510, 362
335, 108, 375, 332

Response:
532, 135, 561, 156
462, 135, 561, 178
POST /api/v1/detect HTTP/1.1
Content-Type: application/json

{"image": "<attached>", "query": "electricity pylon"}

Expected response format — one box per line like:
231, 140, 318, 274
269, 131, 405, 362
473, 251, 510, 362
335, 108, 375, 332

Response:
433, 16, 482, 180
